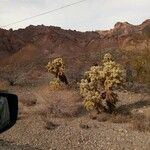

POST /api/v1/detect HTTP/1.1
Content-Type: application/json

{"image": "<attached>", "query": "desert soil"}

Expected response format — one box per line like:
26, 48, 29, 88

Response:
0, 86, 150, 150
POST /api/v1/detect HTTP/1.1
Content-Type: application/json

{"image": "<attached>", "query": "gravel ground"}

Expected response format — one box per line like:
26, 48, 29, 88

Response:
0, 140, 40, 150
0, 89, 150, 150
0, 114, 150, 150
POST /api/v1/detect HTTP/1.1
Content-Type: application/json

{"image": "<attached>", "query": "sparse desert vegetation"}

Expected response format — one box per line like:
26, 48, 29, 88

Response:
0, 20, 150, 150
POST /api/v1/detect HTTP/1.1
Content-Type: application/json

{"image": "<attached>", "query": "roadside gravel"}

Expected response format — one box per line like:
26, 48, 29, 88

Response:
0, 114, 150, 150
0, 90, 150, 150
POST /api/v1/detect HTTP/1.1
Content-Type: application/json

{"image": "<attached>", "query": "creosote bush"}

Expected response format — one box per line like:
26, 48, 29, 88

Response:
80, 53, 126, 113
46, 58, 68, 86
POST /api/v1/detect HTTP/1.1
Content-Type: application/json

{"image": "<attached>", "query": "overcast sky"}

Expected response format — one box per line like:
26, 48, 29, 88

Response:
0, 0, 149, 31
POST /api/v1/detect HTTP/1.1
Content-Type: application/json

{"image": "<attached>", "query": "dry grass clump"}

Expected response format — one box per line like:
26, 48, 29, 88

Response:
38, 89, 86, 118
45, 121, 59, 130
79, 123, 90, 129
19, 92, 37, 107
20, 98, 37, 107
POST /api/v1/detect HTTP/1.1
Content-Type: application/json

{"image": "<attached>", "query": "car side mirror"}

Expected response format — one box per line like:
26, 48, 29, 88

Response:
0, 93, 18, 133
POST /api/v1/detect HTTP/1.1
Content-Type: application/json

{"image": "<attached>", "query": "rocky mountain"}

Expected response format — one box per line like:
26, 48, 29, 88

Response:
0, 19, 149, 58
97, 20, 150, 51
0, 20, 149, 84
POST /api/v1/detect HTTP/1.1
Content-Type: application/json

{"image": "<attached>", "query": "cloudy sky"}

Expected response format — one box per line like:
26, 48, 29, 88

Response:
0, 0, 149, 31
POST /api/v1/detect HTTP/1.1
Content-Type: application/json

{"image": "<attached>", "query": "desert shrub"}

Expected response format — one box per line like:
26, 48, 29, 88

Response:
0, 65, 21, 86
132, 56, 146, 82
0, 64, 34, 86
49, 79, 64, 91
20, 98, 37, 107
37, 89, 85, 118
129, 49, 150, 89
45, 121, 59, 130
80, 53, 126, 113
79, 123, 90, 129
46, 58, 68, 85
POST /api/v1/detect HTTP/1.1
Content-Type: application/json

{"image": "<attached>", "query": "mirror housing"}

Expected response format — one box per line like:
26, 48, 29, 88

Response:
0, 92, 18, 133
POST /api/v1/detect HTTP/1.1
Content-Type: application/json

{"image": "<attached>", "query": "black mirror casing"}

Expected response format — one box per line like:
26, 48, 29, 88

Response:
0, 93, 18, 133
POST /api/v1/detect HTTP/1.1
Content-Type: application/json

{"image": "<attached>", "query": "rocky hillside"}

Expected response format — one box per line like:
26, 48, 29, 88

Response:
0, 19, 149, 58
0, 20, 149, 85
97, 20, 150, 51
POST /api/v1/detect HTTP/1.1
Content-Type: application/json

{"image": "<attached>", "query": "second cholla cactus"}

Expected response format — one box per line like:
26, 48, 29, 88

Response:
46, 58, 64, 78
46, 58, 68, 85
80, 53, 125, 113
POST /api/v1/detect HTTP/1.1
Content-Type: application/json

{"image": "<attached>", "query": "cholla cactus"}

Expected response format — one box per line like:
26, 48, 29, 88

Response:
46, 58, 65, 78
80, 53, 125, 113
103, 53, 114, 63
49, 79, 62, 91
46, 58, 68, 85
